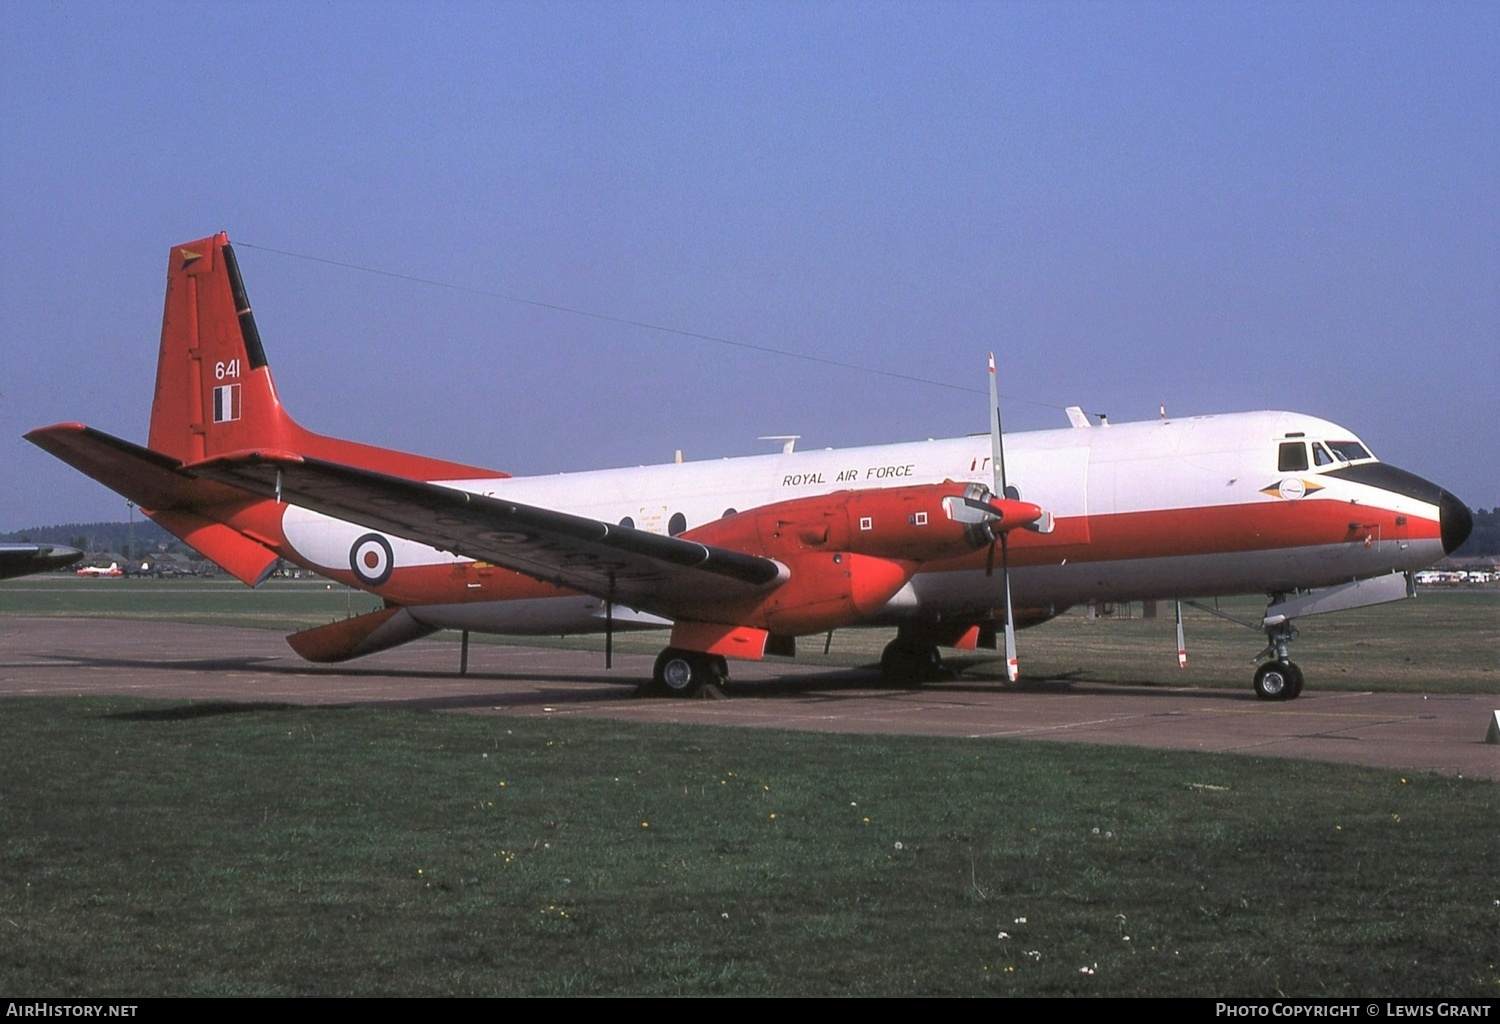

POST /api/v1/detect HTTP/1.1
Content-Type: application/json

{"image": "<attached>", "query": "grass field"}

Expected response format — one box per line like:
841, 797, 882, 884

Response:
1, 576, 1496, 996
2, 697, 1496, 997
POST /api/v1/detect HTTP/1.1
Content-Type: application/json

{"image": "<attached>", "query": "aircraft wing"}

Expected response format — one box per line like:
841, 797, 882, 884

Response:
190, 451, 785, 611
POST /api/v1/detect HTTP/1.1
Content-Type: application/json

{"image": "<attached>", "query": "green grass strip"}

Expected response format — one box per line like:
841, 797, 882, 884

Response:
2, 697, 1495, 996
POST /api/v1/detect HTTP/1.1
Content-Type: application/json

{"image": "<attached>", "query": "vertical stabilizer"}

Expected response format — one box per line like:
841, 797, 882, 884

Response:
145, 234, 502, 480
148, 234, 295, 462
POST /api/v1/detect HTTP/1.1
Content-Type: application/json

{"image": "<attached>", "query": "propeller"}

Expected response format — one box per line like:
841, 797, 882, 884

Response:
982, 354, 1054, 681
934, 356, 1057, 681
988, 354, 1020, 681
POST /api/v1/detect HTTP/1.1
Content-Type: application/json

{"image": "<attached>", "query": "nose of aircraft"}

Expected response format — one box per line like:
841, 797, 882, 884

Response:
1323, 462, 1473, 555
1439, 489, 1474, 555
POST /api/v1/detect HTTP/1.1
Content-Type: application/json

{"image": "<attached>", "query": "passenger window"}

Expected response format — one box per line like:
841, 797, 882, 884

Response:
668, 512, 687, 536
1312, 442, 1334, 467
1278, 442, 1308, 472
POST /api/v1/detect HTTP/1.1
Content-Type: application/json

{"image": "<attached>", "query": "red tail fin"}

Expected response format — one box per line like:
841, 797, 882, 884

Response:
148, 234, 281, 461
147, 233, 501, 480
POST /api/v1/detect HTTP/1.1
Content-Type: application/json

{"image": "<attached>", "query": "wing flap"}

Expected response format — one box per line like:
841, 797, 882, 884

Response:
189, 451, 785, 610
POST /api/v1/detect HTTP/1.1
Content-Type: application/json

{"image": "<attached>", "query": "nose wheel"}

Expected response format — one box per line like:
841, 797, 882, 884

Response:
1252, 620, 1305, 701
1253, 660, 1304, 701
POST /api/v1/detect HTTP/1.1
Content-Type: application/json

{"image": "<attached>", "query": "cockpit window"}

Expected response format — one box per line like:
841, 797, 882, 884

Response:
1278, 441, 1308, 472
1326, 440, 1372, 462
1312, 442, 1335, 467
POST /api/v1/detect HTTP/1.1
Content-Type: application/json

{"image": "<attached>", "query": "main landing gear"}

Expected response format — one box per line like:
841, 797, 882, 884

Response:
647, 647, 729, 698
879, 637, 951, 685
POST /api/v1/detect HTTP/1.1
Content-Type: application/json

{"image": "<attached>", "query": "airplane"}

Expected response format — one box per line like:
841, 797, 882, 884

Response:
26, 233, 1473, 700
75, 561, 123, 577
0, 543, 84, 580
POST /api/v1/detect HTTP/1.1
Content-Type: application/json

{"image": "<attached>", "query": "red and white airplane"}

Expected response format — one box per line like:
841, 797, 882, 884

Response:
27, 233, 1473, 699
75, 561, 123, 578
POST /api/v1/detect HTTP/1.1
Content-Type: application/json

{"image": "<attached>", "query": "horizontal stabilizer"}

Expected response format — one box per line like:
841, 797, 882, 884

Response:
25, 423, 258, 511
146, 509, 280, 587
286, 605, 437, 662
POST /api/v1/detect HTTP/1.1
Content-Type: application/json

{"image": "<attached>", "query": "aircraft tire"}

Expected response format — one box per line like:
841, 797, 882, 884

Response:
654, 649, 701, 697
880, 640, 941, 686
1253, 662, 1294, 701
1284, 662, 1305, 700
651, 648, 725, 698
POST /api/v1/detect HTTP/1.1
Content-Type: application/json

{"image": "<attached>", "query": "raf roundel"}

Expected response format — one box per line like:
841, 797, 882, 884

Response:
349, 533, 395, 586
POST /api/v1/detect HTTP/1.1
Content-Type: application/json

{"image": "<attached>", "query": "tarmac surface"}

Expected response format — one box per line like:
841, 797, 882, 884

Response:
2, 616, 1496, 779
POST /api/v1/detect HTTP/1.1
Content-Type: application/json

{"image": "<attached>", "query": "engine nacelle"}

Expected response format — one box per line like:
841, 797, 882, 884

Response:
678, 481, 1042, 636
686, 480, 1036, 565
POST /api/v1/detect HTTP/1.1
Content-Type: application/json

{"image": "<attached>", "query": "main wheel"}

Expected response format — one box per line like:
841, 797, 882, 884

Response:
654, 648, 702, 697
880, 640, 942, 685
1253, 661, 1294, 701
650, 648, 725, 698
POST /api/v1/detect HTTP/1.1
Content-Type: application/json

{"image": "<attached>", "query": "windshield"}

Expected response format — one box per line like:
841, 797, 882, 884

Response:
1326, 440, 1373, 462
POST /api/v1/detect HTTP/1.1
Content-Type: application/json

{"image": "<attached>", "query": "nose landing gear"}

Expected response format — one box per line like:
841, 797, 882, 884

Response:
1252, 660, 1304, 700
1252, 622, 1305, 701
1185, 573, 1416, 704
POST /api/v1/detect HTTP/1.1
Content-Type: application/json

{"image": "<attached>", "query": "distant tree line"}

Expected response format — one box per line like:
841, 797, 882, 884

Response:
0, 519, 187, 562
1453, 507, 1499, 558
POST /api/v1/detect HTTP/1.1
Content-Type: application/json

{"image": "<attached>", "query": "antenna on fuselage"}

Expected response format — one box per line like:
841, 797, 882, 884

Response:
759, 435, 800, 454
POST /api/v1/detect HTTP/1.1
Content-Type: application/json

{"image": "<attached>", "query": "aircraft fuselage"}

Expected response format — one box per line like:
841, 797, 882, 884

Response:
269, 409, 1461, 638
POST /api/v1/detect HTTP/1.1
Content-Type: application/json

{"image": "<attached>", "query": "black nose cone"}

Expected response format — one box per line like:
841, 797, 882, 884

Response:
1440, 491, 1473, 555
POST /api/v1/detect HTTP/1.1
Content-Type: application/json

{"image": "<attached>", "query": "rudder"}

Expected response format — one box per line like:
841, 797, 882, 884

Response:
145, 233, 503, 481
147, 233, 295, 462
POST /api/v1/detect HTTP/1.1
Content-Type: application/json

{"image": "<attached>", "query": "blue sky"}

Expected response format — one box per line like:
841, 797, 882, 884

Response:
2, 1, 1496, 530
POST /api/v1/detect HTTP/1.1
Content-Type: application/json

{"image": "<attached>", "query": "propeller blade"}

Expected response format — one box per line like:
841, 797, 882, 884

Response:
1001, 533, 1018, 681
1024, 510, 1055, 535
1175, 600, 1186, 668
990, 354, 1018, 681
988, 353, 1007, 497
605, 573, 615, 669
